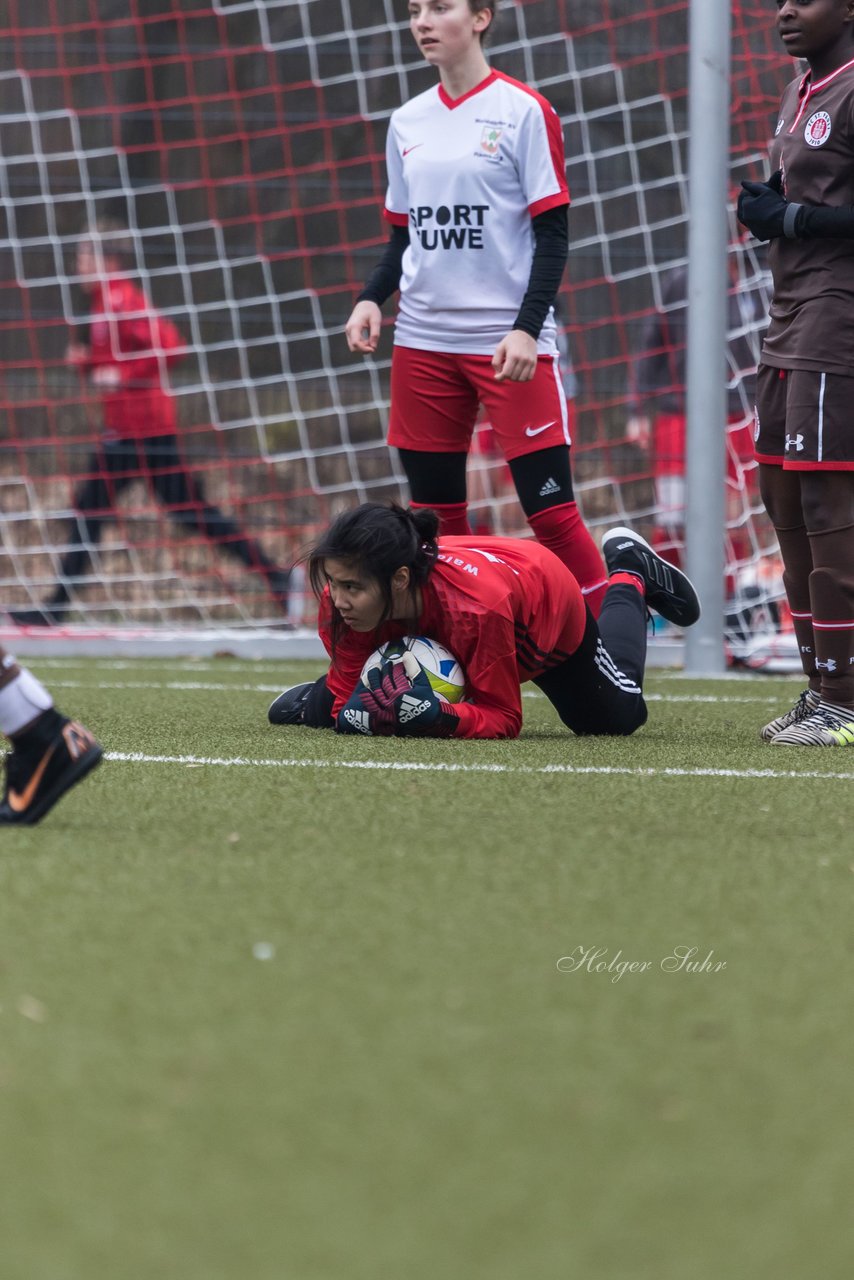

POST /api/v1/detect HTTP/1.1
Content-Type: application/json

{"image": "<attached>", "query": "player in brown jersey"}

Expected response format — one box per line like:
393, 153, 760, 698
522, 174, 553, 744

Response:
737, 0, 854, 745
267, 502, 700, 740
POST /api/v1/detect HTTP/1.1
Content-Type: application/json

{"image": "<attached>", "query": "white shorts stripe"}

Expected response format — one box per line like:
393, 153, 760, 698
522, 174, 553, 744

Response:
818, 371, 826, 462
550, 353, 572, 447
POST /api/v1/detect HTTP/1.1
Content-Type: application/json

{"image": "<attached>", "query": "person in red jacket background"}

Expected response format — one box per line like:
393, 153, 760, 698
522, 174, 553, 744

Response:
13, 218, 291, 625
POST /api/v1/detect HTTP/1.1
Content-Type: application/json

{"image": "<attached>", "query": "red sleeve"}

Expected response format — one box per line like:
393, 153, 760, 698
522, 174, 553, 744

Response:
447, 610, 523, 740
117, 308, 185, 384
90, 284, 185, 384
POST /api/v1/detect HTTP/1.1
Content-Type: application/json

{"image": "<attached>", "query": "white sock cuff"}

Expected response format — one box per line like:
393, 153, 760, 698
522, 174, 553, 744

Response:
0, 667, 54, 737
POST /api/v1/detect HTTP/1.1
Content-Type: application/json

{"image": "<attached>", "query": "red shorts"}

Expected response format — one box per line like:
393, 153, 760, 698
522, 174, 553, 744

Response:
388, 345, 571, 462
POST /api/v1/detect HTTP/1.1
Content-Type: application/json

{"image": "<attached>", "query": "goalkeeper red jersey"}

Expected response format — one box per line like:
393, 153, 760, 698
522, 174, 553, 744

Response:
75, 279, 185, 439
319, 536, 587, 739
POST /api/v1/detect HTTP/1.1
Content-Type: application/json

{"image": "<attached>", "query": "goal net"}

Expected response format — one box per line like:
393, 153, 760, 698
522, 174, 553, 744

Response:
0, 0, 793, 662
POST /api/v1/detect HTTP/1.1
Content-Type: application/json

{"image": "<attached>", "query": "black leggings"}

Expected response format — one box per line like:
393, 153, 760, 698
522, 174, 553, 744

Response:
533, 586, 648, 736
49, 435, 280, 603
398, 444, 576, 515
300, 584, 648, 737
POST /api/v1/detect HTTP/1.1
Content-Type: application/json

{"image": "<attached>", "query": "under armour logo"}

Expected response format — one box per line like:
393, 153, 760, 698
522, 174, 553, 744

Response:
785, 433, 804, 452
816, 657, 837, 672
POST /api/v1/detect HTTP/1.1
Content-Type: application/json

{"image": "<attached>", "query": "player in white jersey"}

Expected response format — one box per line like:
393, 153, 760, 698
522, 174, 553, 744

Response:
345, 0, 608, 615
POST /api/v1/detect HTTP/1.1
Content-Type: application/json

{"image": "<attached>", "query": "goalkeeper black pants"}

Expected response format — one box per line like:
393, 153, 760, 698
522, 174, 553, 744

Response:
533, 585, 648, 737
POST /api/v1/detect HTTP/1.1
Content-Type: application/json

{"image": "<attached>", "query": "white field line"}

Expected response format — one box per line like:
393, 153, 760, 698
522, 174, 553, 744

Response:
47, 679, 789, 705
105, 751, 854, 782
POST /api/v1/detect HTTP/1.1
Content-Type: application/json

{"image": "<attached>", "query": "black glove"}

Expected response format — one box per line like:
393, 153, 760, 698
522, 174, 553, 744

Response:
336, 670, 397, 735
367, 653, 460, 737
737, 170, 802, 241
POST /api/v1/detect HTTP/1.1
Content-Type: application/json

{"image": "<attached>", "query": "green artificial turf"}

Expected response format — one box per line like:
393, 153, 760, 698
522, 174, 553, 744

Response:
0, 658, 852, 1279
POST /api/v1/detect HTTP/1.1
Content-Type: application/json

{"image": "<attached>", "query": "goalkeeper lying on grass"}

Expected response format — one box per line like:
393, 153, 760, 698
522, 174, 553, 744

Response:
268, 502, 699, 740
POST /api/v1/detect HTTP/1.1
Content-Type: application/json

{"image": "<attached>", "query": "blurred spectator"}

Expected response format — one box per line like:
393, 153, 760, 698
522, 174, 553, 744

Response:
626, 258, 766, 566
12, 218, 291, 626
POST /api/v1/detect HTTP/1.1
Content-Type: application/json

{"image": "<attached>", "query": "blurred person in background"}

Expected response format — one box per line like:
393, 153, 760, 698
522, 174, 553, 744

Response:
625, 258, 766, 568
11, 218, 291, 626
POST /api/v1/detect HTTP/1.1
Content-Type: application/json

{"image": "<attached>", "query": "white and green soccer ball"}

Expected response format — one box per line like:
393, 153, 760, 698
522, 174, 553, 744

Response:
359, 635, 466, 704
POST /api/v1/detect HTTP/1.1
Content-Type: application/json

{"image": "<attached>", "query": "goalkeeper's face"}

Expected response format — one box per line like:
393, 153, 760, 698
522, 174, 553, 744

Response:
324, 558, 391, 632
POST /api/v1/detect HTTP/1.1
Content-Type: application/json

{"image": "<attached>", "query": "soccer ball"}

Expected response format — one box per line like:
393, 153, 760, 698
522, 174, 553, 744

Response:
359, 635, 466, 703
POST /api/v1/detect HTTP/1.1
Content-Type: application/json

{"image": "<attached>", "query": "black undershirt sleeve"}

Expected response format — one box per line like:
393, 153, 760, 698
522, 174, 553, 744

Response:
356, 225, 409, 306
794, 203, 854, 239
512, 204, 569, 340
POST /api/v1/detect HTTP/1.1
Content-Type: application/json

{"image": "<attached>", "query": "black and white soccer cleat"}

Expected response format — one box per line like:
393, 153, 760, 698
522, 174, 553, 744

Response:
601, 526, 701, 628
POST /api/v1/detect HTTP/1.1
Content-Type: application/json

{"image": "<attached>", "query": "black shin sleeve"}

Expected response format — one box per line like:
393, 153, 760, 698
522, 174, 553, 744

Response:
508, 446, 574, 516
397, 448, 469, 505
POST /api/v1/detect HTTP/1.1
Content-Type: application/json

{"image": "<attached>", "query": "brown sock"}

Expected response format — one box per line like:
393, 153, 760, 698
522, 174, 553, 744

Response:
808, 532, 854, 707
759, 464, 819, 689
774, 532, 818, 690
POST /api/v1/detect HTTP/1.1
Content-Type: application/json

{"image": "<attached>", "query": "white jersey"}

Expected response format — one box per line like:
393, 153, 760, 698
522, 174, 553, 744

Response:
383, 69, 569, 356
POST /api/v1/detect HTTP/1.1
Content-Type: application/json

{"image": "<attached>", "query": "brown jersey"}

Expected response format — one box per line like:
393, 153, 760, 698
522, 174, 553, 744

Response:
763, 57, 854, 374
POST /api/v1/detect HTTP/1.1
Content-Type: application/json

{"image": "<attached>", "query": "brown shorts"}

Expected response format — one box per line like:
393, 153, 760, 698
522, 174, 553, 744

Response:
755, 363, 854, 470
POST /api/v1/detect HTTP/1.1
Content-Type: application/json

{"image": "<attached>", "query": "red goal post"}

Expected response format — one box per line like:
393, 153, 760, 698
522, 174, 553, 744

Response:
0, 0, 793, 662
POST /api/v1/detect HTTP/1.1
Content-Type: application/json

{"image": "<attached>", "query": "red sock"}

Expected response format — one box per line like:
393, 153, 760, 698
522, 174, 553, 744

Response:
527, 502, 608, 617
410, 501, 471, 536
610, 571, 645, 596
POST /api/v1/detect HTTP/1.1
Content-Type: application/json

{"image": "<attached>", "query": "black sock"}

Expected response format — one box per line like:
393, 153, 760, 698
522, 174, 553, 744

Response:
12, 707, 65, 752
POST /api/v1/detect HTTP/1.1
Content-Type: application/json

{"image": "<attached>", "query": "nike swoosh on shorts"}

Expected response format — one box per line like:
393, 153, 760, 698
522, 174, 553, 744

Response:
525, 421, 558, 437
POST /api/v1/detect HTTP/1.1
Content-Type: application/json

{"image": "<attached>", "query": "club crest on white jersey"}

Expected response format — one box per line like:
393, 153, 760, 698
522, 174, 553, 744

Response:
480, 126, 502, 156
804, 111, 832, 148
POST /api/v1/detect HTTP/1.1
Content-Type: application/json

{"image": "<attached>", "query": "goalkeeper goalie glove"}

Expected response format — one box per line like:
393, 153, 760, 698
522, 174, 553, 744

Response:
336, 676, 393, 735
335, 659, 421, 736
364, 653, 460, 737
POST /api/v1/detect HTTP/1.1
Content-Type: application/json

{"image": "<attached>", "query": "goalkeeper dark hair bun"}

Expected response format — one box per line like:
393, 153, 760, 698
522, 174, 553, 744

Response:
408, 505, 440, 544
308, 501, 440, 639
